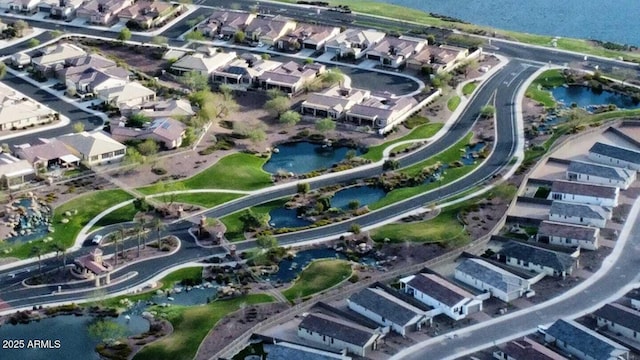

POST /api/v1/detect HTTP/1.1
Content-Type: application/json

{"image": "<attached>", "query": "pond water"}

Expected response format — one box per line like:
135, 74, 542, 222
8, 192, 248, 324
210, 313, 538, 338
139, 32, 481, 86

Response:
551, 86, 640, 110
268, 248, 347, 283
330, 186, 387, 210
263, 142, 362, 175
149, 284, 218, 306
461, 142, 486, 166
6, 198, 52, 245
268, 207, 312, 229
0, 310, 148, 360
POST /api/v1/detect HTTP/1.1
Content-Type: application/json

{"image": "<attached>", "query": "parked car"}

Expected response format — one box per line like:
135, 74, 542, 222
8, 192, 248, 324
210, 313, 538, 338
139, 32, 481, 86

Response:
92, 234, 103, 245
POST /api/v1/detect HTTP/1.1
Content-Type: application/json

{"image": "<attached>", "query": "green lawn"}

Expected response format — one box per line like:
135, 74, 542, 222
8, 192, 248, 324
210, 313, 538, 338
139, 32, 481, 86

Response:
362, 123, 443, 161
170, 192, 244, 208
220, 198, 290, 241
525, 69, 566, 108
133, 294, 273, 360
138, 153, 272, 193
401, 133, 474, 177
4, 190, 133, 259
282, 259, 352, 302
447, 96, 461, 111
371, 209, 469, 244
462, 82, 478, 96
93, 203, 137, 228
159, 266, 203, 289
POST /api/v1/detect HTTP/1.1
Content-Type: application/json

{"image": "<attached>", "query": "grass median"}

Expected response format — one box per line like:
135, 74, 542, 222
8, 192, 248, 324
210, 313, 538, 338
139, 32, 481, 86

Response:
447, 96, 461, 111
220, 198, 290, 241
462, 82, 478, 96
525, 69, 565, 108
371, 209, 468, 244
362, 122, 443, 161
281, 259, 352, 303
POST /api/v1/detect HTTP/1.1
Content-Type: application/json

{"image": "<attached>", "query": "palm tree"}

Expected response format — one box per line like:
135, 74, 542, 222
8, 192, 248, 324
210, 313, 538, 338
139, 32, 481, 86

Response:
30, 245, 43, 274
51, 242, 67, 272
134, 220, 147, 258
112, 226, 125, 266
151, 217, 166, 250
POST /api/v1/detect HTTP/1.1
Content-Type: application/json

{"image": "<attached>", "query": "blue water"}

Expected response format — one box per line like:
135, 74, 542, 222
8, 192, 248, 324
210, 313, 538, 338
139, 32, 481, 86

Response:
330, 186, 387, 210
8, 198, 51, 244
269, 248, 346, 283
0, 311, 148, 360
461, 142, 486, 166
263, 142, 361, 175
268, 207, 312, 229
149, 285, 218, 306
551, 86, 640, 110
380, 0, 640, 46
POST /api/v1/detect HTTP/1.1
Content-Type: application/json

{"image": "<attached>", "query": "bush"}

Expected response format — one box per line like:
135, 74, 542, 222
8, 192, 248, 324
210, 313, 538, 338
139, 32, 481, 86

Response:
348, 274, 359, 283
152, 167, 167, 175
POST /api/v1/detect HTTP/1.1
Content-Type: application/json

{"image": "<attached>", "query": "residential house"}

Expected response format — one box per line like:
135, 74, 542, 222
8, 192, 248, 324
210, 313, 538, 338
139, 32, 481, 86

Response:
406, 45, 469, 74
49, 0, 84, 20
549, 201, 610, 228
324, 28, 386, 59
31, 43, 87, 76
589, 142, 640, 171
10, 0, 41, 13
212, 57, 282, 88
59, 131, 126, 166
567, 160, 635, 190
536, 220, 600, 250
111, 117, 186, 149
276, 23, 341, 51
347, 287, 429, 336
135, 99, 194, 119
628, 291, 640, 311
15, 138, 79, 170
297, 313, 381, 357
197, 10, 255, 37
0, 86, 57, 131
11, 52, 31, 68
76, 0, 133, 25
64, 67, 130, 95
170, 51, 237, 76
301, 86, 370, 120
549, 180, 619, 207
257, 61, 324, 95
365, 36, 427, 68
118, 0, 177, 29
496, 241, 578, 278
263, 342, 352, 360
244, 16, 296, 45
399, 273, 484, 320
455, 258, 531, 303
594, 303, 640, 342
493, 337, 568, 360
55, 53, 117, 82
543, 319, 629, 360
0, 153, 36, 189
96, 81, 156, 109
345, 96, 418, 130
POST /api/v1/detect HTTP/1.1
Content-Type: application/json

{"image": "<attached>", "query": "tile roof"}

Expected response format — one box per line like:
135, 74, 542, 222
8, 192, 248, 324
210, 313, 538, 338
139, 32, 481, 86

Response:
503, 337, 568, 360
245, 17, 292, 39
405, 273, 473, 307
538, 221, 598, 242
32, 43, 86, 66
348, 287, 424, 326
59, 131, 125, 157
299, 313, 378, 347
498, 241, 576, 273
568, 160, 633, 182
347, 96, 417, 120
368, 36, 425, 59
551, 180, 618, 199
550, 201, 608, 220
16, 139, 74, 163
325, 29, 385, 48
171, 52, 236, 73
590, 142, 640, 165
545, 319, 628, 360
594, 303, 640, 333
456, 258, 528, 294
0, 154, 34, 178
264, 342, 349, 360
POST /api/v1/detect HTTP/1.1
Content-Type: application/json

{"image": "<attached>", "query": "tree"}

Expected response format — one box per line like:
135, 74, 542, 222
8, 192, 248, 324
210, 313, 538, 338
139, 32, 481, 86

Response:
264, 96, 290, 117
185, 30, 205, 41
137, 139, 159, 156
27, 38, 40, 48
134, 217, 147, 257
297, 182, 310, 194
51, 242, 67, 271
124, 147, 145, 166
50, 29, 64, 38
113, 226, 126, 266
233, 30, 246, 43
151, 217, 166, 249
30, 245, 43, 274
88, 319, 126, 346
0, 62, 6, 80
266, 88, 283, 99
431, 72, 452, 89
315, 117, 336, 133
426, 34, 436, 45
349, 223, 361, 234
118, 27, 132, 42
261, 53, 270, 60
128, 113, 151, 128
480, 105, 495, 118
345, 149, 357, 160
320, 68, 344, 86
72, 121, 85, 133
180, 70, 209, 91
304, 58, 314, 64
348, 200, 360, 210
12, 20, 28, 37
151, 35, 168, 46
256, 234, 278, 249
279, 110, 301, 127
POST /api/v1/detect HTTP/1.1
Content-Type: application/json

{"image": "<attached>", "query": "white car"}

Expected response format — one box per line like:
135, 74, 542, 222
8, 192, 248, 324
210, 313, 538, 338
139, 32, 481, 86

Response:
92, 234, 103, 245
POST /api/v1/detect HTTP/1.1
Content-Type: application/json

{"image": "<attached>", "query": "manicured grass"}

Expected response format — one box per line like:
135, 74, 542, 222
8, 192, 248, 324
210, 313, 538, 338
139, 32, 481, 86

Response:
447, 96, 461, 111
93, 203, 137, 228
390, 143, 414, 154
138, 153, 272, 193
462, 82, 478, 96
525, 69, 565, 108
159, 266, 203, 289
282, 259, 352, 302
171, 192, 244, 208
362, 123, 443, 161
401, 133, 474, 177
133, 294, 274, 360
4, 190, 133, 259
220, 198, 290, 241
371, 209, 468, 244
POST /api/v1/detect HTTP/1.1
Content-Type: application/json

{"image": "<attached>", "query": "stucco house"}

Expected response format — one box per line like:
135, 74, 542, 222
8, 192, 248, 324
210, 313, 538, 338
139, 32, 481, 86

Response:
549, 180, 619, 207
170, 51, 237, 76
0, 86, 58, 131
589, 142, 640, 171
301, 86, 370, 120
15, 138, 79, 170
197, 10, 255, 37
536, 220, 600, 250
493, 337, 568, 360
455, 258, 532, 303
406, 44, 469, 74
276, 23, 341, 51
243, 16, 296, 45
567, 160, 635, 190
324, 28, 386, 59
543, 319, 629, 360
298, 313, 382, 357
75, 0, 133, 25
211, 57, 282, 88
96, 81, 156, 109
594, 303, 640, 343
549, 201, 610, 228
399, 273, 484, 320
31, 43, 87, 76
111, 117, 186, 149
118, 0, 178, 29
263, 342, 352, 360
365, 35, 427, 68
257, 61, 324, 95
134, 99, 194, 119
58, 131, 126, 166
496, 241, 578, 278
0, 153, 36, 189
345, 96, 417, 130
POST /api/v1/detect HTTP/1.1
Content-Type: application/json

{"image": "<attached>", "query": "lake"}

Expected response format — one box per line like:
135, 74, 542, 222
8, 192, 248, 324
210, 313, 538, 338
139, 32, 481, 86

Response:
379, 0, 640, 46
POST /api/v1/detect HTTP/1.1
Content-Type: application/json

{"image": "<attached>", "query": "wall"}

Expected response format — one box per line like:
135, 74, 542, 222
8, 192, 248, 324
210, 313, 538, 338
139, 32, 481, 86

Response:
597, 318, 640, 342
347, 300, 413, 336
548, 212, 607, 228
297, 326, 369, 357
589, 152, 640, 171
549, 191, 618, 207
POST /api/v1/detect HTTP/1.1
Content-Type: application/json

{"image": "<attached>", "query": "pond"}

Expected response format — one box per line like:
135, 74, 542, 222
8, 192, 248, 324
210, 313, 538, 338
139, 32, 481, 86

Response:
461, 142, 486, 166
149, 283, 218, 306
0, 310, 148, 360
330, 186, 387, 210
263, 142, 362, 175
268, 207, 312, 229
267, 248, 345, 283
5, 197, 52, 245
551, 86, 640, 110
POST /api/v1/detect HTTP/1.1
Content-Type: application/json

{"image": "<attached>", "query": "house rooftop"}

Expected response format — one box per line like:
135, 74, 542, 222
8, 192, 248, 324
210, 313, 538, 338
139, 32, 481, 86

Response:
498, 241, 576, 273
326, 28, 385, 48
551, 180, 618, 199
0, 154, 35, 178
59, 131, 125, 157
590, 142, 640, 165
32, 43, 86, 66
264, 342, 350, 360
568, 160, 633, 182
550, 201, 608, 221
245, 16, 293, 39
545, 319, 629, 360
368, 36, 425, 59
594, 303, 640, 333
538, 221, 598, 242
299, 313, 378, 347
171, 52, 236, 73
16, 139, 74, 163
502, 337, 567, 360
348, 287, 425, 326
347, 96, 417, 120
456, 258, 528, 293
403, 273, 474, 307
